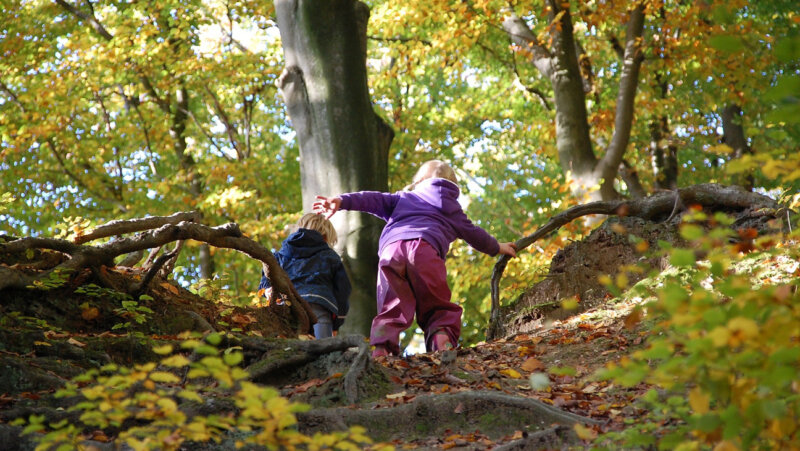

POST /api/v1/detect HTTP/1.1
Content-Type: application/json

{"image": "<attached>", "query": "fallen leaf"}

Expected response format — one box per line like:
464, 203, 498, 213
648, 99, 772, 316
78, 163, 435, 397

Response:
386, 391, 407, 400
68, 338, 86, 348
500, 368, 522, 379
453, 402, 464, 413
574, 423, 597, 440
81, 306, 100, 321
521, 357, 544, 372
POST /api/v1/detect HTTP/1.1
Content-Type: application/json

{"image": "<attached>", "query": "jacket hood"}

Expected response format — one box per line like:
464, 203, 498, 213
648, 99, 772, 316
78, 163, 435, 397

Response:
277, 229, 330, 259
413, 178, 461, 215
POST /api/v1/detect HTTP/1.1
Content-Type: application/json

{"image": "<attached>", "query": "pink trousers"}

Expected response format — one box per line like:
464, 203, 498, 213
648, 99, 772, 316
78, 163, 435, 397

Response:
370, 239, 461, 354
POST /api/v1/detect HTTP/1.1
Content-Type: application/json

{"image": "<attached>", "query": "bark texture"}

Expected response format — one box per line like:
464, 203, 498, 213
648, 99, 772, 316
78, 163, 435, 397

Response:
503, 2, 645, 201
276, 0, 393, 336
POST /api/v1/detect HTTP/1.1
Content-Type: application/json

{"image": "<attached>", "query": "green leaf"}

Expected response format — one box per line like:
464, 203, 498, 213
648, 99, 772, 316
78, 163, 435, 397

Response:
708, 35, 744, 53
670, 249, 696, 267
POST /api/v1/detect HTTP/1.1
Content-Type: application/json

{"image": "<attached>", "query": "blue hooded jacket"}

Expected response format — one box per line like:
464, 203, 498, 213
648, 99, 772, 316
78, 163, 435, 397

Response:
259, 229, 351, 327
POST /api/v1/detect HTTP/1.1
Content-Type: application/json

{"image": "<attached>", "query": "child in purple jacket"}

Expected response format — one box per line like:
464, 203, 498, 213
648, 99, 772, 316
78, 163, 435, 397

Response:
313, 160, 517, 357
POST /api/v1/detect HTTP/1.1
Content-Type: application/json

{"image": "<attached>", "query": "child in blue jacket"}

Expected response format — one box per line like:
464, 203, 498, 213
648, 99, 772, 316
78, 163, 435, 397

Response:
259, 213, 351, 338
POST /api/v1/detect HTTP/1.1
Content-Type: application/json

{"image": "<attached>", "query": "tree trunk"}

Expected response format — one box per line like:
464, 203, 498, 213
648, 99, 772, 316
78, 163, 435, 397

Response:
650, 116, 678, 190
721, 104, 754, 191
540, 1, 598, 198
503, 2, 645, 202
276, 0, 393, 335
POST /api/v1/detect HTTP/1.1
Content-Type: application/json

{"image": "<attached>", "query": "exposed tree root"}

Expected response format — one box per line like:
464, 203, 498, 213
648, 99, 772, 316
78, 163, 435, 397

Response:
493, 425, 577, 450
489, 183, 783, 339
0, 213, 316, 335
242, 334, 370, 404
297, 391, 598, 443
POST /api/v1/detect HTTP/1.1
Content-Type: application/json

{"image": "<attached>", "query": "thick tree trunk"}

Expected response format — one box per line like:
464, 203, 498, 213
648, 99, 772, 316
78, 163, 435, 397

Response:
541, 1, 598, 198
276, 0, 393, 335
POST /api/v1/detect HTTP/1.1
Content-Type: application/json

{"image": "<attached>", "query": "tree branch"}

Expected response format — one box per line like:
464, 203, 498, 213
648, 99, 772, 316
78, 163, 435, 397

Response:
74, 211, 202, 244
501, 9, 555, 79
1, 217, 314, 334
596, 2, 646, 188
489, 184, 780, 330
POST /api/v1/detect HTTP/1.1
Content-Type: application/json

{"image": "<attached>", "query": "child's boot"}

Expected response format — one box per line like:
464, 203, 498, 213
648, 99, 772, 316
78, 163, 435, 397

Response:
432, 331, 454, 351
372, 344, 390, 358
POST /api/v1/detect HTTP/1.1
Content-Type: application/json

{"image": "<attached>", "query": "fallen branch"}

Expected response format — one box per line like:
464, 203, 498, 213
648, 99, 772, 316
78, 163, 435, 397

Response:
489, 184, 781, 337
0, 217, 315, 335
73, 211, 202, 244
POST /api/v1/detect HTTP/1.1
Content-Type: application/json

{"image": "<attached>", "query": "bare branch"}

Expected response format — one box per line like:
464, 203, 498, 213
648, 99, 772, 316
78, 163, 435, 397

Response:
54, 0, 113, 40
0, 80, 26, 112
489, 184, 781, 329
501, 8, 555, 79
366, 35, 432, 46
203, 85, 243, 159
74, 211, 202, 244
0, 217, 315, 334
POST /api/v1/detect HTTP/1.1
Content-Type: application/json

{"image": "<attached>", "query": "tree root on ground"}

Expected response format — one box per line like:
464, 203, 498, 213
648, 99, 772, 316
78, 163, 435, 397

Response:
0, 212, 316, 335
297, 390, 598, 443
489, 183, 786, 339
242, 334, 371, 405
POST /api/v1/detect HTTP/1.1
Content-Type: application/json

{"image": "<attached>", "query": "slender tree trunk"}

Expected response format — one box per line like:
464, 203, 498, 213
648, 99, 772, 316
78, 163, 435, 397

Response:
276, 0, 393, 335
650, 116, 678, 190
503, 2, 645, 202
721, 104, 754, 191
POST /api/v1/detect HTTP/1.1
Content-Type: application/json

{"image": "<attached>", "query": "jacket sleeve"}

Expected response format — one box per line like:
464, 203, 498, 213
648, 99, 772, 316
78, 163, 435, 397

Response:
339, 191, 399, 222
332, 257, 351, 330
452, 209, 500, 256
258, 269, 271, 291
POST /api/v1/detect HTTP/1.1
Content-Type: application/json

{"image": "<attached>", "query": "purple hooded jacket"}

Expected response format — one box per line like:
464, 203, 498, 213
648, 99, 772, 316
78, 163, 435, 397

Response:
339, 178, 500, 259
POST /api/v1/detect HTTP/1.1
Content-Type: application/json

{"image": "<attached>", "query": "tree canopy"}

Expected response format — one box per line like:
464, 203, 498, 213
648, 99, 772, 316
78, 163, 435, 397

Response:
1, 0, 798, 343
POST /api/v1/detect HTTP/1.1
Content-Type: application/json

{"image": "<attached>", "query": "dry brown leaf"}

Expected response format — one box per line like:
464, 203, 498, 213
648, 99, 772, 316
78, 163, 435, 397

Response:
521, 357, 545, 372
81, 306, 100, 321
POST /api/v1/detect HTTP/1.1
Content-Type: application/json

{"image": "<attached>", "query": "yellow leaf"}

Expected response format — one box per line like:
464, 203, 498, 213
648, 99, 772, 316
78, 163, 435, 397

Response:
708, 327, 730, 347
573, 423, 597, 440
689, 387, 710, 414
386, 391, 407, 399
152, 344, 174, 355
727, 317, 758, 339
713, 440, 740, 451
161, 355, 191, 368
500, 368, 522, 379
149, 371, 180, 383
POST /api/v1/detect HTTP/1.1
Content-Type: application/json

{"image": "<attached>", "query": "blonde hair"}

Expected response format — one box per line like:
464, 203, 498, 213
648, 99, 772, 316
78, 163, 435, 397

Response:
404, 160, 458, 191
296, 213, 338, 245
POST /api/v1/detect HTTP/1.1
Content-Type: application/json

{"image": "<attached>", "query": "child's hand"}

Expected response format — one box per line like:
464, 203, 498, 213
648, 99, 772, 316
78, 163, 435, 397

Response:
498, 242, 517, 258
313, 196, 342, 219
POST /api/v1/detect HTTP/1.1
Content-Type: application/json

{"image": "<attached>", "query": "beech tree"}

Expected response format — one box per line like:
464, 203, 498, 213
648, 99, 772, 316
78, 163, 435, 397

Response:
275, 0, 394, 334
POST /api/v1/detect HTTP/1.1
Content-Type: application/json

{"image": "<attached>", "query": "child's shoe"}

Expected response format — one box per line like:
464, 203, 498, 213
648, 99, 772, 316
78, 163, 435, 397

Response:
432, 331, 454, 351
372, 344, 390, 358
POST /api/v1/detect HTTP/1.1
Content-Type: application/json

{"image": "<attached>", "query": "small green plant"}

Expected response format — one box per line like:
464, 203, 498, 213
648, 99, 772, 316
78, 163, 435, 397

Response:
112, 297, 155, 335
28, 268, 71, 291
597, 212, 800, 450
15, 332, 379, 450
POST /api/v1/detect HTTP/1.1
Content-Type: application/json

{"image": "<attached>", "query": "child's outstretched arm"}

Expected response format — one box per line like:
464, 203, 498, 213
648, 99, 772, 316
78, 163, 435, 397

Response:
313, 196, 342, 219
497, 242, 517, 258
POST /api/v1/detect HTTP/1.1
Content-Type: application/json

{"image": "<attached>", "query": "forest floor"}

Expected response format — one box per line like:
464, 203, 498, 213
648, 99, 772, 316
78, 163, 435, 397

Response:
318, 294, 651, 449
0, 258, 650, 451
